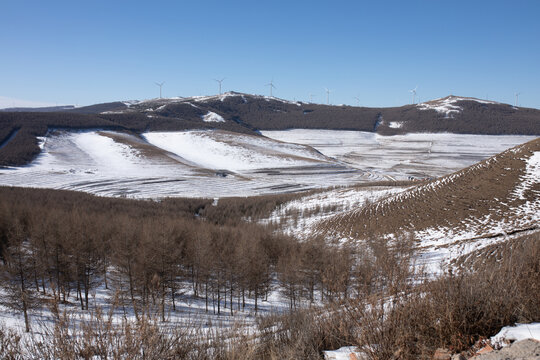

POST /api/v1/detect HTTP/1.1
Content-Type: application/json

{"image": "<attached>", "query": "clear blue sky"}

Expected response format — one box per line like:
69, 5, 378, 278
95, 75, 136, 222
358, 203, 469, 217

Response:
1, 0, 539, 108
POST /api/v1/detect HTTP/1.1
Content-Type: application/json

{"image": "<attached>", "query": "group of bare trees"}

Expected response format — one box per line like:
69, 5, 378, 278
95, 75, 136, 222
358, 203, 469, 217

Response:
0, 187, 413, 333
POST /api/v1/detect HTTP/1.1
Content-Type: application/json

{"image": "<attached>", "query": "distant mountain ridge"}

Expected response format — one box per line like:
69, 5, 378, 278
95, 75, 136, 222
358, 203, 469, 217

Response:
1, 92, 539, 167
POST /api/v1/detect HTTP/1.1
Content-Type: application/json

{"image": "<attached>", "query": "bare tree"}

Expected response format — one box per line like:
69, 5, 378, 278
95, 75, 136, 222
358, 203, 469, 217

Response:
0, 213, 37, 332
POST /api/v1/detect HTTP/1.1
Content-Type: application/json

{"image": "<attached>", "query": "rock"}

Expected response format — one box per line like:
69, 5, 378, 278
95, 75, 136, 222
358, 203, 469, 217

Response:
433, 348, 452, 360
451, 354, 466, 360
470, 339, 540, 359
476, 343, 494, 355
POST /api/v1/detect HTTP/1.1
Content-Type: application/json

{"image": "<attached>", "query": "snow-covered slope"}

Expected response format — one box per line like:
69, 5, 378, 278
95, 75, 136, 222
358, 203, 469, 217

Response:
264, 185, 409, 240
143, 130, 331, 171
0, 129, 372, 198
201, 111, 225, 122
0, 129, 535, 199
314, 137, 540, 273
263, 130, 537, 179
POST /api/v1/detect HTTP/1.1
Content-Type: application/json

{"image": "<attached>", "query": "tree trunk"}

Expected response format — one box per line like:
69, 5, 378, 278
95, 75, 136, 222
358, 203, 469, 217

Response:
254, 288, 258, 314
103, 264, 108, 290
171, 282, 176, 311
22, 298, 30, 333
217, 284, 221, 315
230, 279, 233, 316
205, 281, 208, 313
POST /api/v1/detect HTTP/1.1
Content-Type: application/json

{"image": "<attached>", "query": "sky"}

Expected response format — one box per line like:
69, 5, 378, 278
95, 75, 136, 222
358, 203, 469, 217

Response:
1, 0, 539, 109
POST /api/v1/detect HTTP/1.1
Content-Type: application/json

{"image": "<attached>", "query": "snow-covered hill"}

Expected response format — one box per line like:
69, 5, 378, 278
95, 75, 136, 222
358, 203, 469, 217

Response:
0, 129, 533, 199
266, 138, 540, 273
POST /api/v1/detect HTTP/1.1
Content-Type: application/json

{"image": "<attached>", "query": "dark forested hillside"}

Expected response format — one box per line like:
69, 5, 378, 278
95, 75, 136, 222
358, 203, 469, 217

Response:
1, 93, 539, 167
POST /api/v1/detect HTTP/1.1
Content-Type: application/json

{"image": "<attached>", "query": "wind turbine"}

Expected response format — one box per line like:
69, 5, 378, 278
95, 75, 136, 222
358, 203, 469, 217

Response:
354, 96, 360, 107
325, 88, 333, 105
155, 82, 165, 98
214, 78, 225, 95
266, 80, 276, 97
515, 92, 521, 107
409, 86, 418, 104
309, 93, 316, 103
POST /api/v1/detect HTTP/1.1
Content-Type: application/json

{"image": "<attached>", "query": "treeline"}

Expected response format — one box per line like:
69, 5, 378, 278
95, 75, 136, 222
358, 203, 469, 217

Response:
0, 186, 402, 334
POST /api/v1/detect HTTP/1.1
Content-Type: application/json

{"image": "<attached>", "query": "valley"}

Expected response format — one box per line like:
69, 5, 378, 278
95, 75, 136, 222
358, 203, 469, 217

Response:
0, 97, 538, 360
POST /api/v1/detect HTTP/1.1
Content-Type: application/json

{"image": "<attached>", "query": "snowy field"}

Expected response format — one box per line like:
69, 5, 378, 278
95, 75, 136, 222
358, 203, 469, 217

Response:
262, 130, 537, 179
0, 129, 534, 199
0, 130, 365, 198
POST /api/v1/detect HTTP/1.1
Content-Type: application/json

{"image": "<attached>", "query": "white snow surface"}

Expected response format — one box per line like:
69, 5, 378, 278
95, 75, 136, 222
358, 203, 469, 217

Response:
0, 129, 373, 198
388, 121, 404, 128
513, 151, 540, 200
201, 111, 225, 122
0, 129, 535, 199
143, 130, 330, 171
491, 323, 540, 347
263, 130, 536, 180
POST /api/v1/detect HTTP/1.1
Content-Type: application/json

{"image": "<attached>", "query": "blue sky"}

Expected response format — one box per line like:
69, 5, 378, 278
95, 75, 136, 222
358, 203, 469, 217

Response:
1, 0, 539, 108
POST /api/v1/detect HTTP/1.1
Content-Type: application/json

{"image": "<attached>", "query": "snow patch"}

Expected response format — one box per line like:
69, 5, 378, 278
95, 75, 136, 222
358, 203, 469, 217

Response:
201, 111, 225, 123
491, 323, 540, 347
388, 121, 404, 129
513, 151, 540, 200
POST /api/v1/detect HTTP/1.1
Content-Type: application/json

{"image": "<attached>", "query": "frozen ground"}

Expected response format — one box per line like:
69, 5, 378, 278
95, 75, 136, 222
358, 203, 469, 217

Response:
0, 269, 307, 343
262, 130, 536, 180
0, 129, 368, 198
0, 129, 534, 199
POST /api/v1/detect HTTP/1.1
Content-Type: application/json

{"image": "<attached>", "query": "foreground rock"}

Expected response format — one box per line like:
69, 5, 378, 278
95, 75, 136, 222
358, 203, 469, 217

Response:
470, 339, 540, 359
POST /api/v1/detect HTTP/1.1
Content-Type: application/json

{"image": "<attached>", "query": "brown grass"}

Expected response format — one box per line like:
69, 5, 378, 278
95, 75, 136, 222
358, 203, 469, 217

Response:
317, 137, 540, 240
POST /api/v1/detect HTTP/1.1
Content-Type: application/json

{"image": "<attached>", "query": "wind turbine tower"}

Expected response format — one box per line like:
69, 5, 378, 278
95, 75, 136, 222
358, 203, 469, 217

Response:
515, 92, 521, 107
354, 96, 360, 107
214, 78, 225, 95
309, 93, 315, 103
409, 86, 418, 104
325, 88, 333, 105
266, 80, 276, 97
155, 82, 165, 99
